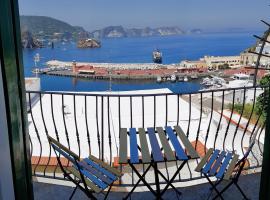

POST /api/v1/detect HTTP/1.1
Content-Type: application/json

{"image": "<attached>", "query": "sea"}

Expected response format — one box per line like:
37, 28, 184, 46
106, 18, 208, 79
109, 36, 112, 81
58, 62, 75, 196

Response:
22, 32, 259, 93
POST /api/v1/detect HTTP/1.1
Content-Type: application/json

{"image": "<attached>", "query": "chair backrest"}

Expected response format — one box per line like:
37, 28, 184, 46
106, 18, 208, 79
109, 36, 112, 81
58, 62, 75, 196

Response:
48, 136, 80, 165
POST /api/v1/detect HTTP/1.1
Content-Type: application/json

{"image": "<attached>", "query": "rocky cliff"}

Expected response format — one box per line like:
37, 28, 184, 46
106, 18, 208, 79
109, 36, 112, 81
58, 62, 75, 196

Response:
77, 38, 101, 48
21, 31, 43, 48
91, 26, 188, 38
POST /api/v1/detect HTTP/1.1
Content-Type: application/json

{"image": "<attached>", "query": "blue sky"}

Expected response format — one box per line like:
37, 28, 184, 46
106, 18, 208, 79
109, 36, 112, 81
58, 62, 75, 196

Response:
19, 0, 270, 32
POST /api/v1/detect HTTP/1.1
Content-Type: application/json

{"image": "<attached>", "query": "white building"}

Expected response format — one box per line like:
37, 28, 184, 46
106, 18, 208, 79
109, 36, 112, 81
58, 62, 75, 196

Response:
200, 55, 241, 69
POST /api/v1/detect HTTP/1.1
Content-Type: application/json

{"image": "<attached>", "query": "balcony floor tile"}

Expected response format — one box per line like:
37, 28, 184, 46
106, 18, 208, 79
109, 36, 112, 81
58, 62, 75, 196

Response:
34, 173, 260, 200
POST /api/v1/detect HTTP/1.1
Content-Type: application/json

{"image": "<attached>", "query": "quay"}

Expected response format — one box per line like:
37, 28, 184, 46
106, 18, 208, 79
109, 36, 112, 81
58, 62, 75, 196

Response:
36, 60, 220, 80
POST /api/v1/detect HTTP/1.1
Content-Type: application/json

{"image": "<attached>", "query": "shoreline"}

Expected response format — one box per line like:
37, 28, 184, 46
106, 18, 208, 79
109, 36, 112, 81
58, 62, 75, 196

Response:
43, 60, 216, 80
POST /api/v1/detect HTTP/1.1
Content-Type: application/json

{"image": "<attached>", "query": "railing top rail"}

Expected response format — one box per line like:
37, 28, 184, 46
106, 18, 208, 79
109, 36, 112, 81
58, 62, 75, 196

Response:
26, 85, 269, 97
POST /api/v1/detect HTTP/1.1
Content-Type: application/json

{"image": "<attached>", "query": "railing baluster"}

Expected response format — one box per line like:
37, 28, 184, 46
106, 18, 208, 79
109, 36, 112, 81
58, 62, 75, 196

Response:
142, 96, 145, 128
85, 96, 91, 155
101, 96, 104, 161
96, 96, 101, 159
73, 95, 81, 158
28, 92, 42, 175
107, 96, 112, 165
154, 96, 156, 128
195, 93, 203, 150
223, 89, 235, 151
177, 94, 180, 126
214, 91, 225, 150
240, 87, 257, 156
39, 93, 51, 177
61, 94, 71, 170
205, 91, 214, 155
50, 94, 60, 178
232, 88, 246, 153
186, 94, 191, 137
118, 96, 123, 185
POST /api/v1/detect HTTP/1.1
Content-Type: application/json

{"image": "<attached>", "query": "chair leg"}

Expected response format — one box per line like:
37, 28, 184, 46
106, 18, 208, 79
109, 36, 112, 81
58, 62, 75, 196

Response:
69, 185, 78, 200
104, 184, 112, 200
205, 176, 225, 200
234, 182, 249, 200
212, 181, 234, 200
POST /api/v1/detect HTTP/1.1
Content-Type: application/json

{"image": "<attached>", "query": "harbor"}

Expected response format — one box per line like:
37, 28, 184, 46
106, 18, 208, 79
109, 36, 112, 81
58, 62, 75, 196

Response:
34, 60, 217, 81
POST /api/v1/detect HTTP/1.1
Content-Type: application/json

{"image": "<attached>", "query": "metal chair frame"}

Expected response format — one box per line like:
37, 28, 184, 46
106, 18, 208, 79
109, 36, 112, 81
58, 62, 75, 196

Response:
200, 124, 263, 200
48, 136, 119, 200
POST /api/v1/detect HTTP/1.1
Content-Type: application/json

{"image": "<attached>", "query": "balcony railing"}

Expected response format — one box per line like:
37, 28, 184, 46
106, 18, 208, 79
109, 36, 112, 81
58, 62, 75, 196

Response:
27, 85, 266, 187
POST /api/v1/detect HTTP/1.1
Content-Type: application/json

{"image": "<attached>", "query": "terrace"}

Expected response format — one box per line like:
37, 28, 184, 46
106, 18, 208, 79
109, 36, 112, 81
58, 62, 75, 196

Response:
27, 86, 265, 199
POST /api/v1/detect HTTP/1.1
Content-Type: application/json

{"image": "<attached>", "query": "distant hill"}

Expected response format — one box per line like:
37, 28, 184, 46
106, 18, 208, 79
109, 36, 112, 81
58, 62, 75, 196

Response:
20, 15, 88, 40
19, 15, 202, 41
91, 26, 187, 38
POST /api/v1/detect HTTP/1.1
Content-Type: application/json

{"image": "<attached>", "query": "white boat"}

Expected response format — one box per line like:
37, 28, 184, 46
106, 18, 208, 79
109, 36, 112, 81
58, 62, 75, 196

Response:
178, 76, 184, 82
157, 76, 162, 83
170, 74, 176, 82
184, 76, 188, 82
191, 74, 198, 79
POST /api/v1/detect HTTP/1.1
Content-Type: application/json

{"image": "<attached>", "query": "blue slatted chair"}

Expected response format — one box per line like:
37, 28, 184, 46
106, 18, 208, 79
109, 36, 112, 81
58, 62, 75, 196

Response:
48, 136, 121, 200
195, 125, 262, 200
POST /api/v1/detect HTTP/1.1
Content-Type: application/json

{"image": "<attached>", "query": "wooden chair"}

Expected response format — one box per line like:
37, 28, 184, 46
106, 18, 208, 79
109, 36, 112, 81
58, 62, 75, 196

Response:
48, 136, 121, 199
195, 125, 262, 200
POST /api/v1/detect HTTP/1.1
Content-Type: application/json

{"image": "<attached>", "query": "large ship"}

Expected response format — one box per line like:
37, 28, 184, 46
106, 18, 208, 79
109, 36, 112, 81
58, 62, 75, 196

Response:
152, 49, 162, 64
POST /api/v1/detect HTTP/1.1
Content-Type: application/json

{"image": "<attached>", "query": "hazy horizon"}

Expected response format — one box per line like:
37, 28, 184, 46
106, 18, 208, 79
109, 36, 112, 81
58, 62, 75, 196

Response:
19, 0, 270, 33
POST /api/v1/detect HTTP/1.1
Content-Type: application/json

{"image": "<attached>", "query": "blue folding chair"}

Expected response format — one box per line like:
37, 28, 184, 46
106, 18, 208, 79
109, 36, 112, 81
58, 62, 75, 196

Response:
195, 125, 262, 200
48, 136, 121, 200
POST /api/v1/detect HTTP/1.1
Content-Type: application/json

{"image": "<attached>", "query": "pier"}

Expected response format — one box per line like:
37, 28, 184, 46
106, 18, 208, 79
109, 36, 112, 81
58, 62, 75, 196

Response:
37, 60, 220, 81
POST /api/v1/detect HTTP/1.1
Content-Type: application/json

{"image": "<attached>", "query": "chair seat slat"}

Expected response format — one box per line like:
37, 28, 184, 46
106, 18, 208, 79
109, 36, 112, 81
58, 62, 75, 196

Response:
156, 127, 175, 161
147, 128, 164, 162
74, 166, 108, 189
202, 150, 220, 174
223, 154, 239, 180
84, 158, 117, 181
174, 126, 199, 159
216, 153, 233, 179
195, 148, 214, 172
88, 154, 121, 177
138, 128, 151, 163
165, 126, 188, 160
209, 151, 227, 176
119, 128, 128, 164
67, 167, 102, 193
130, 128, 139, 164
79, 161, 114, 185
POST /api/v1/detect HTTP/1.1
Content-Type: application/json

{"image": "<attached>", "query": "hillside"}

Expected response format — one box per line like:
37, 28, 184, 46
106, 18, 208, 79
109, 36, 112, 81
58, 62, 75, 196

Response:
91, 26, 187, 38
20, 15, 87, 39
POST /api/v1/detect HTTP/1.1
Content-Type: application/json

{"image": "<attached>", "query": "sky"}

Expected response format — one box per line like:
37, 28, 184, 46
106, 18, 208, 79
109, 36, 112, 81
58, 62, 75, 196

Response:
19, 0, 270, 32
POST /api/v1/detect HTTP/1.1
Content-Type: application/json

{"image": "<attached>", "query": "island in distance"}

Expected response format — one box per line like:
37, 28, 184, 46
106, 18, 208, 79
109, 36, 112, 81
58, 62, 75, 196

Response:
20, 15, 202, 48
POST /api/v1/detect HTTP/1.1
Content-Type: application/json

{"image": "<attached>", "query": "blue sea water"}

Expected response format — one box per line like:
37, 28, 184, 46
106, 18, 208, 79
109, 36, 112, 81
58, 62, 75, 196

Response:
22, 32, 257, 93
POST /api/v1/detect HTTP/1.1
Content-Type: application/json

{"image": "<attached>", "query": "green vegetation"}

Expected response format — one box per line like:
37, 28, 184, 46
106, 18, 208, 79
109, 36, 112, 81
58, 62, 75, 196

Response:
227, 102, 263, 125
227, 75, 270, 125
20, 16, 87, 40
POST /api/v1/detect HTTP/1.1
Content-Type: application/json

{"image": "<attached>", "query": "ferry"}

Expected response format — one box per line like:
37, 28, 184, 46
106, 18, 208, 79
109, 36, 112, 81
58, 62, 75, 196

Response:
152, 49, 162, 64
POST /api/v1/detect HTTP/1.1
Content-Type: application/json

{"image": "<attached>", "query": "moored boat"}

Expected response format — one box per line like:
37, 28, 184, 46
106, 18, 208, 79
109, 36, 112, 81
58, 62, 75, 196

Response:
170, 74, 176, 82
157, 76, 162, 83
